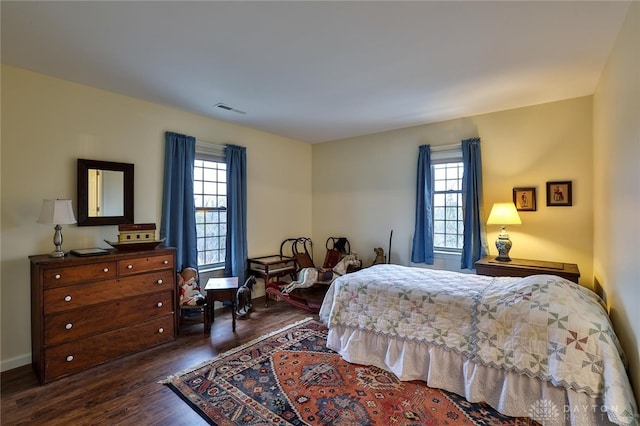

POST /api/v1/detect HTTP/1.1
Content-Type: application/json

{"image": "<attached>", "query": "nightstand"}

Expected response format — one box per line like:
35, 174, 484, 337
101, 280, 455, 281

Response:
475, 256, 580, 283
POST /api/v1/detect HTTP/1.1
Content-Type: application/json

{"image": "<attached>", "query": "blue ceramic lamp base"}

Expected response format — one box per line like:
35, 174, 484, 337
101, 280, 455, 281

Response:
494, 228, 513, 262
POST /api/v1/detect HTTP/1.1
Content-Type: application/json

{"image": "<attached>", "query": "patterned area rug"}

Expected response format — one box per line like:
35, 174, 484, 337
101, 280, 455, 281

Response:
162, 318, 537, 425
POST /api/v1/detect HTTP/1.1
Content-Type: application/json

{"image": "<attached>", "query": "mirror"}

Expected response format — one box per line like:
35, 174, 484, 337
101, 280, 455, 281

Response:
77, 159, 134, 226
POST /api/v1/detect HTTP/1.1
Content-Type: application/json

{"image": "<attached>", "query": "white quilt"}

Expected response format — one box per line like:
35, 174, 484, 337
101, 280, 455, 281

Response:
319, 264, 638, 426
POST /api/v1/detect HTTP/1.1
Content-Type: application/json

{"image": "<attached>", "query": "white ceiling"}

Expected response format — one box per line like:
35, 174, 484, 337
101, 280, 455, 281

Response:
1, 1, 631, 143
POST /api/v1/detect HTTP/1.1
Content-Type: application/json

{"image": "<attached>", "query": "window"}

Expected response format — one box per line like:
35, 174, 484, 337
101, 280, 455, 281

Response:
433, 162, 464, 251
194, 158, 227, 269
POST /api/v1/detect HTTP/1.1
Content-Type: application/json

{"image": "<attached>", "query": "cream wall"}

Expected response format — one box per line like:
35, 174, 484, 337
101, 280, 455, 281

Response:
0, 65, 312, 371
2, 7, 638, 409
312, 97, 594, 285
593, 0, 639, 407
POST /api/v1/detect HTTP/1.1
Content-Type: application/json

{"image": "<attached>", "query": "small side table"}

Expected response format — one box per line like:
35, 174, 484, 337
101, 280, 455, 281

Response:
248, 255, 296, 306
204, 277, 238, 332
475, 256, 580, 283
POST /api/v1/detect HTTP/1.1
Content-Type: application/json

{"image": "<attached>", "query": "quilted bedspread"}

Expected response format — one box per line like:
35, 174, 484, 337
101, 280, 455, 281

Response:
320, 264, 638, 425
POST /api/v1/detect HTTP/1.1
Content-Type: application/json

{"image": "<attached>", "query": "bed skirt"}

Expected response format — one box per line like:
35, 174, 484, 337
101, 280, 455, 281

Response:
326, 324, 618, 426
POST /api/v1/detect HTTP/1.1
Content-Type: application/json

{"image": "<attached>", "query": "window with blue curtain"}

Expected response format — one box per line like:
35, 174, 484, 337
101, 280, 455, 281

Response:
192, 141, 248, 284
162, 135, 248, 285
411, 139, 488, 269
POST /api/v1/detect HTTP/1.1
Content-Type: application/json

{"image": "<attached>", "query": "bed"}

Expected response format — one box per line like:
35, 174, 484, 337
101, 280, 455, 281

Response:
319, 264, 638, 426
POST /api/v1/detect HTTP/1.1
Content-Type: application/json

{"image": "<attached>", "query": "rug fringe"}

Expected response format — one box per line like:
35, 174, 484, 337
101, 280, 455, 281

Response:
159, 316, 315, 384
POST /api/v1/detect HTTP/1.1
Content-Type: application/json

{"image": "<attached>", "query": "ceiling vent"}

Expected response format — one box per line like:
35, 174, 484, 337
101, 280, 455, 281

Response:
214, 103, 246, 115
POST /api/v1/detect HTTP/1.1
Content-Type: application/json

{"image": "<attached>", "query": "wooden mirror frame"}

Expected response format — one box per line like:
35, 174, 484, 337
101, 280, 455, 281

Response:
77, 159, 134, 226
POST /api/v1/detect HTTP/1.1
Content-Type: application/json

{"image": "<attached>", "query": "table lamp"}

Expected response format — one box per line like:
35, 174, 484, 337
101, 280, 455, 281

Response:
486, 202, 521, 262
37, 199, 77, 257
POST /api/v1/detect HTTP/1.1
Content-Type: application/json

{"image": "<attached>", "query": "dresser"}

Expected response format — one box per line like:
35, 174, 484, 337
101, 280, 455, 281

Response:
30, 248, 177, 383
475, 256, 580, 283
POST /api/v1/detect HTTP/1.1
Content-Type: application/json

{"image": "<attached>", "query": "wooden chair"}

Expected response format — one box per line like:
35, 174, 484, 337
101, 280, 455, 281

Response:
177, 270, 210, 335
323, 236, 351, 268
280, 237, 315, 274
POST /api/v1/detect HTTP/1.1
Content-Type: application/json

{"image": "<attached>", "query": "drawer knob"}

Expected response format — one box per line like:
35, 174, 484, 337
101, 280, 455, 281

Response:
127, 264, 133, 269
64, 295, 72, 302
158, 328, 164, 333
156, 279, 163, 285
163, 260, 168, 264
66, 355, 74, 362
156, 302, 163, 308
65, 323, 73, 330
103, 267, 109, 273
55, 274, 61, 280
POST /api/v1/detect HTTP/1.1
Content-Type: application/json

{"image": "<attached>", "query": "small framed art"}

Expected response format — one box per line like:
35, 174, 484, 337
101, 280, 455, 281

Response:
513, 187, 536, 211
546, 181, 572, 206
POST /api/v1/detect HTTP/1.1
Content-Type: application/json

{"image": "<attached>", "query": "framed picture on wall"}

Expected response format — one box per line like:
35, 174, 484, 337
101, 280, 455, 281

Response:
546, 181, 572, 206
513, 187, 536, 211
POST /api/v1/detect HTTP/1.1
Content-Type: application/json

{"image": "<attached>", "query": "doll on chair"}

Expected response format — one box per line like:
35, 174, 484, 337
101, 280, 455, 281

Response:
178, 267, 205, 306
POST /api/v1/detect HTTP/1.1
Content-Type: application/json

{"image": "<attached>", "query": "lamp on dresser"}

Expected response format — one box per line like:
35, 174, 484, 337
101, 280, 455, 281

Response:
486, 202, 521, 262
37, 199, 76, 257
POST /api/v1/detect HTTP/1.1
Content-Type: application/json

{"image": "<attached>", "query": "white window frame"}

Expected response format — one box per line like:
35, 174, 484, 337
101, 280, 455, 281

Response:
194, 141, 227, 270
431, 147, 464, 253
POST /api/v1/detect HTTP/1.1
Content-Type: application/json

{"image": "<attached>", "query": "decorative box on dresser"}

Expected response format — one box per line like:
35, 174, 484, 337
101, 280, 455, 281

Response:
30, 247, 177, 384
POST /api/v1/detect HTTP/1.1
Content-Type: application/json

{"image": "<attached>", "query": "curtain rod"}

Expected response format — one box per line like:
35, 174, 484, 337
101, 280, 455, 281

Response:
431, 143, 461, 152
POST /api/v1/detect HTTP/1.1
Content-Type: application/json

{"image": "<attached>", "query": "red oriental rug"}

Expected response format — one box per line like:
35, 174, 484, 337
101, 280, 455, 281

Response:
162, 318, 537, 425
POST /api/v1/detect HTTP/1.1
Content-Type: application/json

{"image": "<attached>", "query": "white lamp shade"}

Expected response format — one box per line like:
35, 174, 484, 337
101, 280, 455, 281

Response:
37, 199, 77, 225
487, 202, 521, 225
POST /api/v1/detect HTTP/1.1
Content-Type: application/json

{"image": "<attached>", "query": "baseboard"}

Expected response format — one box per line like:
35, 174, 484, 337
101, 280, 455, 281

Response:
1, 353, 31, 373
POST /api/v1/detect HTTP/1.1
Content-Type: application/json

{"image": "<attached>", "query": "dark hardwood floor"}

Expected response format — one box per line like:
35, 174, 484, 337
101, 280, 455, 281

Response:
1, 298, 313, 425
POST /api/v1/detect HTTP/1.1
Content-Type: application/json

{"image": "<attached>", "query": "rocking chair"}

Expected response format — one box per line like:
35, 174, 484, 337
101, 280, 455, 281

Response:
265, 236, 356, 313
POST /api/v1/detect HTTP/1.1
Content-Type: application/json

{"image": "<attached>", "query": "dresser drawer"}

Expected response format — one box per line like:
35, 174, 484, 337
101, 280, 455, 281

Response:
43, 315, 175, 382
118, 254, 174, 276
44, 291, 175, 345
44, 270, 175, 314
118, 270, 173, 290
43, 262, 117, 288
